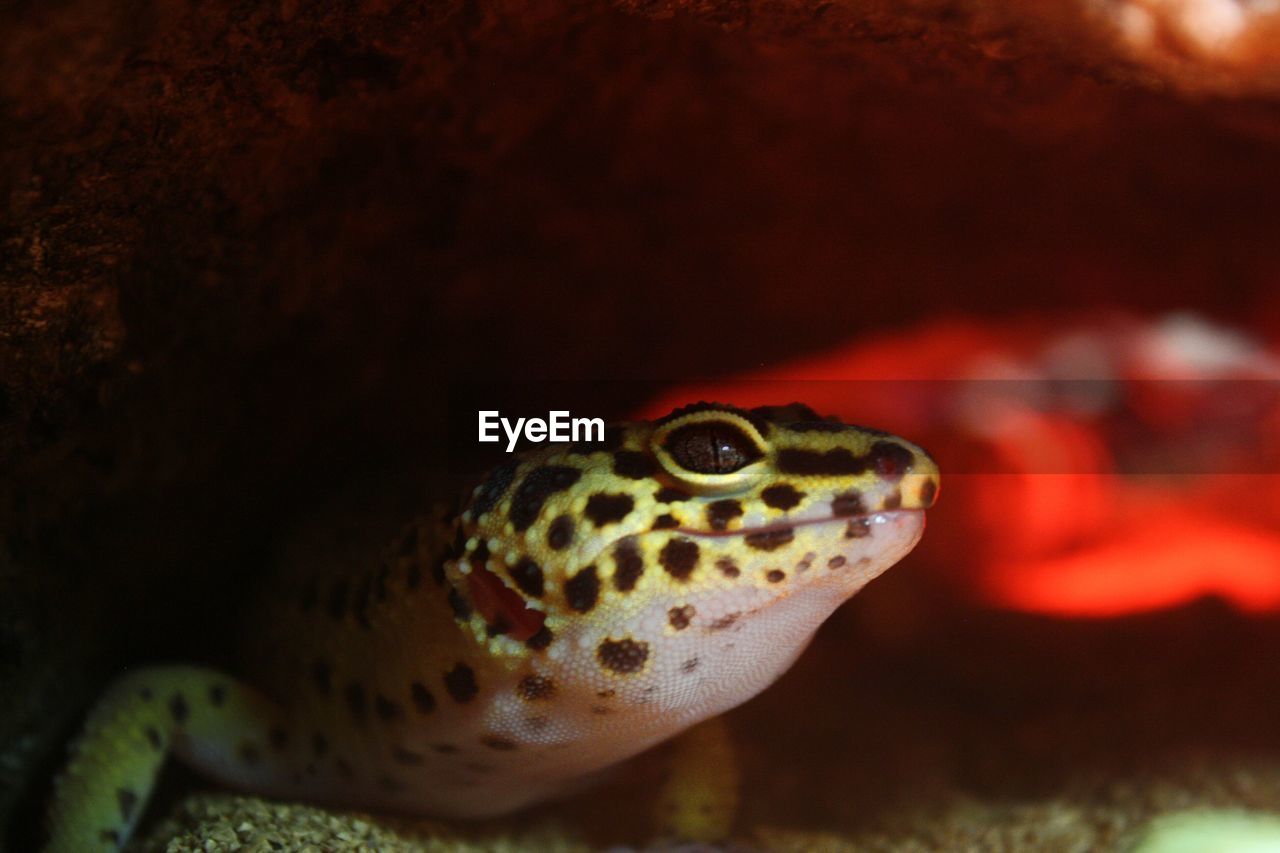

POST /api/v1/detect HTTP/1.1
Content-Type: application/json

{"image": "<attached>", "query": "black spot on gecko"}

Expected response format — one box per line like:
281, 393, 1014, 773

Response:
613, 450, 658, 479
919, 479, 938, 507
547, 514, 575, 550
668, 605, 695, 630
410, 682, 436, 714
761, 483, 805, 509
682, 657, 700, 673
471, 460, 518, 518
868, 440, 913, 480
652, 513, 679, 530
486, 613, 512, 637
510, 465, 582, 531
845, 518, 871, 538
659, 537, 699, 580
572, 424, 625, 453
882, 489, 902, 510
597, 638, 649, 674
716, 558, 740, 578
705, 499, 743, 531
656, 486, 691, 503
745, 527, 794, 551
392, 746, 425, 765
585, 493, 634, 527
168, 693, 189, 725
832, 491, 866, 517
508, 557, 544, 598
208, 684, 226, 707
482, 735, 518, 751
777, 448, 867, 476
709, 613, 739, 631
375, 694, 403, 721
444, 663, 478, 703
470, 538, 490, 566
517, 674, 556, 700
525, 625, 554, 650
766, 569, 786, 583
613, 540, 645, 591
600, 424, 626, 451
564, 565, 599, 613
345, 682, 366, 721
828, 555, 847, 569
752, 403, 823, 424
117, 788, 137, 822
312, 661, 332, 695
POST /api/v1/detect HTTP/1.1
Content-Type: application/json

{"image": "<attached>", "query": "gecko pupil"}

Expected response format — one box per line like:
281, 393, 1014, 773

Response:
665, 422, 761, 474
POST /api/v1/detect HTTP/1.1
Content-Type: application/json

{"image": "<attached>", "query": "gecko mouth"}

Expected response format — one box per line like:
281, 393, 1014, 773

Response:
467, 509, 925, 641
677, 508, 925, 541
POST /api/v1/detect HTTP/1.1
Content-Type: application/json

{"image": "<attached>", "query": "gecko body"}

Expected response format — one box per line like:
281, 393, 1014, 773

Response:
46, 402, 939, 849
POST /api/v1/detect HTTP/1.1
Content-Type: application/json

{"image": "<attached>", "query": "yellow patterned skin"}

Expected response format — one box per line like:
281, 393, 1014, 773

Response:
44, 403, 939, 851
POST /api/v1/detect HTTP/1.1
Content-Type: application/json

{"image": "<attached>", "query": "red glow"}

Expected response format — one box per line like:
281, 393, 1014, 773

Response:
984, 512, 1280, 615
639, 316, 1280, 617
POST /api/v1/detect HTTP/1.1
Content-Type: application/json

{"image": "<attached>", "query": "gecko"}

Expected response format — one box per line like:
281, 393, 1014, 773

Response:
44, 402, 939, 850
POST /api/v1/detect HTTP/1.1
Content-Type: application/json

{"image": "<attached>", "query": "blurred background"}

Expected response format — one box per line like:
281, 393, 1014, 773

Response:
4, 0, 1280, 848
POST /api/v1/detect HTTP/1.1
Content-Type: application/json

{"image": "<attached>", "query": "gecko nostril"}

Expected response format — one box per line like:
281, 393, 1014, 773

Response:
869, 441, 914, 480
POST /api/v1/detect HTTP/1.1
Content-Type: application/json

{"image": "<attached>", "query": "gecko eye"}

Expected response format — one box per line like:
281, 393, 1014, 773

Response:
663, 421, 763, 475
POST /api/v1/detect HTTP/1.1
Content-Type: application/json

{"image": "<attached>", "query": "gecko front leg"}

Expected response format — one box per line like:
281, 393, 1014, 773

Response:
45, 666, 292, 852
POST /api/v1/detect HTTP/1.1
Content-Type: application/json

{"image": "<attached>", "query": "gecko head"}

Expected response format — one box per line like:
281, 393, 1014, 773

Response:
454, 402, 938, 722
